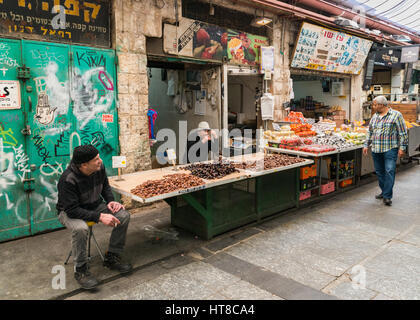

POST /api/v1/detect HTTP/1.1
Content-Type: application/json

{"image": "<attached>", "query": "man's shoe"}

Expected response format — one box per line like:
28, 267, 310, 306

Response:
375, 194, 383, 199
74, 264, 99, 290
383, 198, 392, 206
103, 252, 132, 274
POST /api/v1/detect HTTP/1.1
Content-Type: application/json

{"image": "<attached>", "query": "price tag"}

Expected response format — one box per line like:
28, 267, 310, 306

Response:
166, 148, 177, 161
112, 156, 127, 168
259, 139, 268, 149
272, 123, 281, 131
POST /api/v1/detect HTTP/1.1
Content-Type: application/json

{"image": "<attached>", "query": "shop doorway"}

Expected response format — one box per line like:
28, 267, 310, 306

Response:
290, 71, 351, 126
222, 65, 263, 155
147, 61, 221, 167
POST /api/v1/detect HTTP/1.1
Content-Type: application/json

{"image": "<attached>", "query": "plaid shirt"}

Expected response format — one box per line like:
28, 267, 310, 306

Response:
364, 108, 408, 153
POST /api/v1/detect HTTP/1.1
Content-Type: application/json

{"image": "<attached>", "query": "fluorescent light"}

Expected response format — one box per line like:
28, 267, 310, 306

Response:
391, 35, 412, 42
251, 17, 272, 27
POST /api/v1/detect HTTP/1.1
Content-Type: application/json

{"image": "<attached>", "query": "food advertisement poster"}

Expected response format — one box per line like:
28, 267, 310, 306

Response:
291, 22, 373, 74
164, 18, 269, 67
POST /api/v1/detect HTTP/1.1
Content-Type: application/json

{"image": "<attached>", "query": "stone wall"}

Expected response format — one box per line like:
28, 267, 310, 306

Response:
112, 0, 182, 206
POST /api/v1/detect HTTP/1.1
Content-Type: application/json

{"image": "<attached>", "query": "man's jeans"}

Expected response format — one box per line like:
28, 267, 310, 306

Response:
58, 203, 130, 268
372, 148, 398, 200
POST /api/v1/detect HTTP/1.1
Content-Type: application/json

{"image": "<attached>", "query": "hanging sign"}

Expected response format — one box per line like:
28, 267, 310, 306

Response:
374, 48, 402, 67
0, 80, 20, 110
291, 22, 373, 74
260, 46, 275, 74
401, 46, 419, 63
164, 17, 269, 67
0, 0, 110, 47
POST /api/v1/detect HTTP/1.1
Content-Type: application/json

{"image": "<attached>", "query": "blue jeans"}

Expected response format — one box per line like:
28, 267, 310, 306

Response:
372, 148, 398, 199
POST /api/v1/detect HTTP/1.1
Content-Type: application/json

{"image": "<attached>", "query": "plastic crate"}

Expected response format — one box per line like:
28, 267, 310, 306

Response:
339, 178, 353, 188
300, 165, 316, 180
299, 190, 311, 201
310, 164, 317, 177
300, 177, 317, 191
320, 180, 335, 195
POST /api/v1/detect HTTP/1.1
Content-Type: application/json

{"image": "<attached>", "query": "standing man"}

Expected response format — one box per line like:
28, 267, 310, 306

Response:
363, 96, 408, 206
57, 145, 132, 289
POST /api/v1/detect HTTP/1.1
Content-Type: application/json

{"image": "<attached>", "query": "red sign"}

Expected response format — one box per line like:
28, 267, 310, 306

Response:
102, 114, 113, 123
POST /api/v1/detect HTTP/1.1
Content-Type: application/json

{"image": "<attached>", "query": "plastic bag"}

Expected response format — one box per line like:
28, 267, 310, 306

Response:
143, 225, 179, 242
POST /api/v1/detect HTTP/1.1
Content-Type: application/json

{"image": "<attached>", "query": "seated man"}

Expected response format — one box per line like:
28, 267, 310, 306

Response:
186, 121, 219, 163
57, 145, 132, 290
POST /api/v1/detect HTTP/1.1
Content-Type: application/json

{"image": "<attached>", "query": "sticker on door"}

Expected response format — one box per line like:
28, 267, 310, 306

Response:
0, 80, 20, 110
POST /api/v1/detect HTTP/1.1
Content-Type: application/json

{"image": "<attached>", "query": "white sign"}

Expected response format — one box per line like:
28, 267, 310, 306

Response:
166, 148, 177, 161
291, 22, 373, 75
112, 156, 127, 168
0, 80, 21, 110
260, 46, 275, 73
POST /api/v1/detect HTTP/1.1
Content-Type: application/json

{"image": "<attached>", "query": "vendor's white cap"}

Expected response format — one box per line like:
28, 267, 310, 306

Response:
198, 121, 210, 130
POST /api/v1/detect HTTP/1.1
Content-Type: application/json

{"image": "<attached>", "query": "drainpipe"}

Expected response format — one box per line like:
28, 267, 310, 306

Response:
295, 0, 420, 44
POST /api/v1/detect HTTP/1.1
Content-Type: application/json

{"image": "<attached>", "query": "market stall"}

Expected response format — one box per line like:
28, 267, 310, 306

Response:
109, 153, 313, 240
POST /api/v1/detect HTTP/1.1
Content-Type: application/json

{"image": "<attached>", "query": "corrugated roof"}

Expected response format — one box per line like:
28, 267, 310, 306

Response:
341, 0, 420, 36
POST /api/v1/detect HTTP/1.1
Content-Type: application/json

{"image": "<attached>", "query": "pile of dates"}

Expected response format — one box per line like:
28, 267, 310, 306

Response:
131, 173, 205, 198
185, 162, 238, 179
232, 154, 306, 170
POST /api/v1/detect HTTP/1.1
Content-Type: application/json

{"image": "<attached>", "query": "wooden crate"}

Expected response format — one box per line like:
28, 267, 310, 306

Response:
390, 103, 417, 122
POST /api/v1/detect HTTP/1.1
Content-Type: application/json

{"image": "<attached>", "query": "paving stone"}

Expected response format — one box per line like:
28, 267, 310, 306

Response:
397, 226, 420, 246
260, 255, 337, 291
372, 293, 395, 300
363, 250, 420, 280
155, 271, 218, 300
218, 280, 283, 300
167, 261, 241, 292
206, 252, 336, 299
159, 254, 196, 270
325, 280, 377, 300
205, 228, 262, 252
364, 269, 420, 300
66, 276, 133, 300
203, 293, 230, 300
387, 241, 420, 260
108, 279, 172, 300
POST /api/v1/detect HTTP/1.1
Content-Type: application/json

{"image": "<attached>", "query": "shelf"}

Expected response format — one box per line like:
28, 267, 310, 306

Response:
338, 176, 354, 182
300, 185, 320, 192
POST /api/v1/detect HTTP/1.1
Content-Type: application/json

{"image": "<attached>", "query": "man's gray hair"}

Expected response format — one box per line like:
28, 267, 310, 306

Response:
373, 95, 388, 106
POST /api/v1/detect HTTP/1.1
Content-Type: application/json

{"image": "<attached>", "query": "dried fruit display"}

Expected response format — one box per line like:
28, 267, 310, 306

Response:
131, 174, 205, 198
231, 154, 306, 171
185, 162, 238, 179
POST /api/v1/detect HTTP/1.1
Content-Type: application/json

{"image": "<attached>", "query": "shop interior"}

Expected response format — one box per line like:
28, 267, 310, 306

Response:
290, 72, 350, 126
147, 61, 221, 167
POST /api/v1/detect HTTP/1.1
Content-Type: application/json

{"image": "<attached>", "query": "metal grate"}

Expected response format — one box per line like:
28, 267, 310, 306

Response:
182, 0, 268, 37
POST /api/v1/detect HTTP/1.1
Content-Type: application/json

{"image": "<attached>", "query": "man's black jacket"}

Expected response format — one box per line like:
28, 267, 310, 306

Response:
56, 161, 114, 222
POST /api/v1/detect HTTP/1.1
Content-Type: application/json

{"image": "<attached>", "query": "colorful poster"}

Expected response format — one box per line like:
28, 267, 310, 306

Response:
227, 31, 269, 66
164, 18, 269, 67
291, 22, 373, 74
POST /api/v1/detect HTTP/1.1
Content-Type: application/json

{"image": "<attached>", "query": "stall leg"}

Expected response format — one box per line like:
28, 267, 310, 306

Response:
181, 188, 214, 240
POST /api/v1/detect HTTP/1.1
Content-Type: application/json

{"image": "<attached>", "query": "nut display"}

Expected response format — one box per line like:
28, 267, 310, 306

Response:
185, 162, 238, 179
311, 134, 355, 150
131, 173, 205, 198
232, 154, 306, 171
